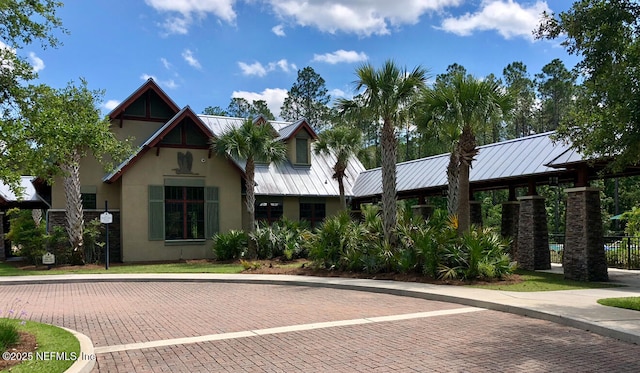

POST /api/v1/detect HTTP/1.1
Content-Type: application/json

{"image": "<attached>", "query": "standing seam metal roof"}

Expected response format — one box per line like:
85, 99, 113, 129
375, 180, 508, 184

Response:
352, 132, 579, 198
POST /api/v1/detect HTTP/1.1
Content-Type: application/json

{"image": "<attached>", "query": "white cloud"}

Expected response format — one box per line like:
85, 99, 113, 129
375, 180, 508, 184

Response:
272, 24, 286, 36
140, 73, 178, 89
103, 99, 121, 111
182, 49, 201, 69
329, 88, 347, 99
267, 0, 463, 36
232, 88, 289, 119
439, 0, 551, 40
145, 0, 236, 35
160, 57, 172, 70
238, 61, 268, 77
238, 59, 296, 77
313, 50, 368, 64
28, 52, 45, 73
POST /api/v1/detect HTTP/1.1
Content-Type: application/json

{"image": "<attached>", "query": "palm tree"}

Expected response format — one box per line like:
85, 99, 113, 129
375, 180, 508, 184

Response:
420, 73, 512, 233
340, 60, 428, 246
211, 118, 287, 258
314, 125, 364, 210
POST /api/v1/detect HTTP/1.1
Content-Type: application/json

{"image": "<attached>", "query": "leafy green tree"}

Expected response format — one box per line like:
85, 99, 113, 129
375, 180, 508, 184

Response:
420, 73, 512, 233
22, 79, 132, 263
336, 94, 381, 168
340, 60, 428, 246
280, 66, 331, 131
202, 106, 227, 116
534, 58, 576, 133
536, 0, 640, 169
211, 118, 287, 258
314, 125, 364, 210
226, 97, 252, 118
250, 100, 275, 120
0, 0, 65, 190
503, 61, 536, 138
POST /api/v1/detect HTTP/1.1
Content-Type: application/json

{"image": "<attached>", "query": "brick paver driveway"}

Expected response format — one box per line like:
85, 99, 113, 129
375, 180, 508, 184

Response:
1, 281, 640, 372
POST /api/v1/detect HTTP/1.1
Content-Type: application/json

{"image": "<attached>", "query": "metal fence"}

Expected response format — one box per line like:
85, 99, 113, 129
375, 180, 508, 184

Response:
548, 235, 640, 270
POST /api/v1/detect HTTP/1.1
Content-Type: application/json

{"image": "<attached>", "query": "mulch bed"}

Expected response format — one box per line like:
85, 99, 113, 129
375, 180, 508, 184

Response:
0, 331, 38, 371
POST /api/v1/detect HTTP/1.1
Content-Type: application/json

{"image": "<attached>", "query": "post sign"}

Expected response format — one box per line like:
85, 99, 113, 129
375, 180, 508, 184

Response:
42, 252, 55, 265
100, 212, 113, 224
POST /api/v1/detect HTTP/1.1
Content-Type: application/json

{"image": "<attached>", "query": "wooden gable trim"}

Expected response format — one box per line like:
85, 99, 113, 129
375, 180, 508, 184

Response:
105, 107, 246, 183
147, 107, 211, 149
108, 79, 180, 122
287, 120, 318, 141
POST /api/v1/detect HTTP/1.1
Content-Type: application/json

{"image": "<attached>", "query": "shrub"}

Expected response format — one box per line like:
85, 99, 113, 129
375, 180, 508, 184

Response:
5, 209, 47, 265
307, 211, 355, 269
440, 227, 515, 280
212, 230, 247, 260
250, 218, 311, 260
83, 218, 105, 264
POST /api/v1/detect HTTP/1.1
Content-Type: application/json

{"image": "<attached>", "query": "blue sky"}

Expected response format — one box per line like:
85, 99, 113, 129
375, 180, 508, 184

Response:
27, 0, 578, 119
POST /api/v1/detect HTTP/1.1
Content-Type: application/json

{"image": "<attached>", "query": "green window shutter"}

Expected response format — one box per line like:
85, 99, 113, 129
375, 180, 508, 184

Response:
205, 187, 220, 238
148, 185, 165, 240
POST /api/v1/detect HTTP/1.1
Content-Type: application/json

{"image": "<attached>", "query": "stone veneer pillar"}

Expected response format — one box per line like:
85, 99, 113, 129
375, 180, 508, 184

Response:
0, 212, 4, 261
470, 201, 483, 227
516, 196, 550, 270
501, 201, 520, 258
563, 187, 608, 281
411, 205, 434, 220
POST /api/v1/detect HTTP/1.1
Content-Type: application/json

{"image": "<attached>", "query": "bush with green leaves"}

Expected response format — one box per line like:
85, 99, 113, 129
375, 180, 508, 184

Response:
82, 218, 105, 264
439, 227, 515, 280
250, 218, 311, 260
212, 230, 247, 260
309, 205, 516, 281
5, 209, 47, 265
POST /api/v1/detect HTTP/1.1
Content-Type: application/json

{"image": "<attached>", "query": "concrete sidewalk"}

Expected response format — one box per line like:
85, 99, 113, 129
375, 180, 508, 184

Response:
1, 266, 639, 346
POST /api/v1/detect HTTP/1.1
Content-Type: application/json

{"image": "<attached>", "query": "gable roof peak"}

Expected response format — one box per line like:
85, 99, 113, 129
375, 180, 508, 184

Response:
107, 78, 181, 120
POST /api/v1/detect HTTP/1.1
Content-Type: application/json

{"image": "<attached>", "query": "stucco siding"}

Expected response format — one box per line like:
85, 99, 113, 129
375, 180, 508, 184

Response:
119, 147, 243, 262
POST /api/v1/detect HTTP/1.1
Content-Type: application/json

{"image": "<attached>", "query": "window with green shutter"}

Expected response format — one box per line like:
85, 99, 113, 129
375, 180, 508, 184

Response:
205, 187, 219, 238
148, 185, 165, 240
149, 182, 218, 242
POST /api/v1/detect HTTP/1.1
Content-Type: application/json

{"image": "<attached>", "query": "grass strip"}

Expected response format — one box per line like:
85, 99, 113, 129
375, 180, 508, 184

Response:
1, 320, 80, 373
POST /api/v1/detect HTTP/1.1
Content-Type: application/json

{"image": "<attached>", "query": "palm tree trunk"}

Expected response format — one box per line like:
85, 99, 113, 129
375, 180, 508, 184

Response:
244, 157, 258, 259
380, 118, 397, 247
62, 151, 84, 264
457, 125, 478, 234
446, 151, 459, 216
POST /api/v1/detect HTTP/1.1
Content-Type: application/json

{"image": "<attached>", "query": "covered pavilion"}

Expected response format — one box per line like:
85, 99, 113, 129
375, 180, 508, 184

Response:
351, 132, 640, 281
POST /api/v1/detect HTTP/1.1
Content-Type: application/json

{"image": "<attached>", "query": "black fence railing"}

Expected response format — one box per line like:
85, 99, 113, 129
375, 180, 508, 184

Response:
548, 235, 640, 270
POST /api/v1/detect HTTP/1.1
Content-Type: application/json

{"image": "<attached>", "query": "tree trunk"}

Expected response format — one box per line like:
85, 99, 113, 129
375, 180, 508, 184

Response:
244, 157, 258, 259
335, 165, 347, 210
62, 151, 84, 264
457, 125, 478, 234
380, 118, 397, 247
446, 152, 460, 216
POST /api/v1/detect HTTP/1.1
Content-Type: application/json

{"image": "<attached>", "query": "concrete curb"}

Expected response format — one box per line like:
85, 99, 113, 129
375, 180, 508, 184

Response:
60, 327, 95, 373
3, 274, 639, 347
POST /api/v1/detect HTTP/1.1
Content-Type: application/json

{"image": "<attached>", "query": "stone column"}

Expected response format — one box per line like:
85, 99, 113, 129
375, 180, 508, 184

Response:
501, 201, 520, 258
0, 212, 5, 261
411, 205, 433, 220
470, 201, 482, 227
563, 187, 608, 281
517, 196, 550, 270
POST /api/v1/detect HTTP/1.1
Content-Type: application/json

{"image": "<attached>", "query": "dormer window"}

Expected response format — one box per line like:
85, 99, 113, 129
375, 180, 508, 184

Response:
296, 138, 309, 164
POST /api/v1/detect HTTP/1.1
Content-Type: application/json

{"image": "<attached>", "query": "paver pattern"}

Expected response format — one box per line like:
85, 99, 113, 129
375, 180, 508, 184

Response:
1, 281, 640, 372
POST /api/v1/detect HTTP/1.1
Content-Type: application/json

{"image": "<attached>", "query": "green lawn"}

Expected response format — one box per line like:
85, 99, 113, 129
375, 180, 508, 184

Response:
0, 262, 244, 276
470, 270, 620, 292
0, 320, 80, 373
597, 297, 640, 311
